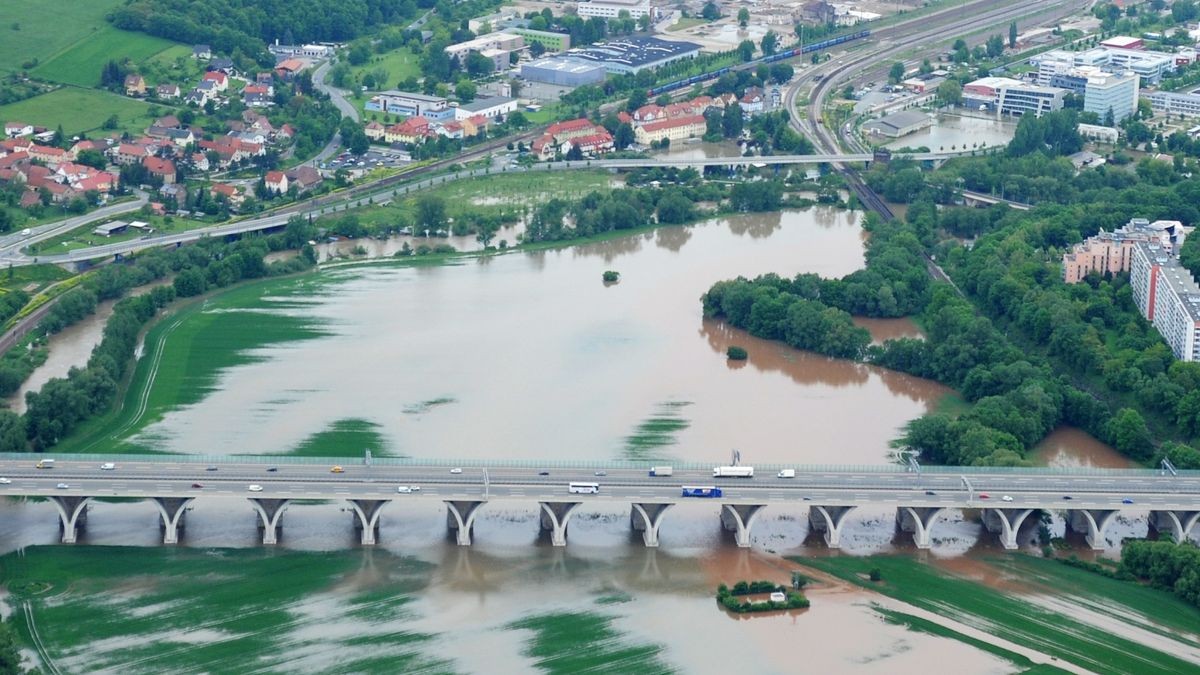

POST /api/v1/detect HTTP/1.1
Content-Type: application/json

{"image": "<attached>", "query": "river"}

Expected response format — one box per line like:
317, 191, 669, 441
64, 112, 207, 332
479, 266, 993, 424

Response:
0, 207, 1163, 674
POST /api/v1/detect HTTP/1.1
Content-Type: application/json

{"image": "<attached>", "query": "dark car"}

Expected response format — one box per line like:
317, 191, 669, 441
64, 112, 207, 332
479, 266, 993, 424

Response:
538, 470, 550, 476
191, 483, 204, 489
924, 490, 936, 496
206, 466, 218, 472
266, 466, 278, 472
1062, 495, 1073, 500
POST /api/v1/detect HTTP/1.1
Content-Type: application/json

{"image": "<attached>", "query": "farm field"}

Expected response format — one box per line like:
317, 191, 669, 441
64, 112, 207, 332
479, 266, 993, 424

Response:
32, 26, 178, 88
0, 0, 123, 75
0, 87, 156, 137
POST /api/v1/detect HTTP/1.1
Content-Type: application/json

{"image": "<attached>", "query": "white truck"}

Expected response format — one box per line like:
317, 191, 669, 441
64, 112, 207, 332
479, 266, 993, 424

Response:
713, 466, 754, 478
777, 469, 796, 478
648, 466, 673, 477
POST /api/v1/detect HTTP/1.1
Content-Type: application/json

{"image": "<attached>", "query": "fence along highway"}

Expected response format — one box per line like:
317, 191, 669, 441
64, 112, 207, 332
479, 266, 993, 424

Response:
4, 455, 1198, 550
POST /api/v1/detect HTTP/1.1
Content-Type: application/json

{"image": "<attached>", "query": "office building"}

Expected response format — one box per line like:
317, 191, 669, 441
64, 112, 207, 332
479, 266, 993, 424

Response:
1131, 242, 1200, 362
576, 0, 652, 19
963, 77, 1066, 116
566, 36, 701, 75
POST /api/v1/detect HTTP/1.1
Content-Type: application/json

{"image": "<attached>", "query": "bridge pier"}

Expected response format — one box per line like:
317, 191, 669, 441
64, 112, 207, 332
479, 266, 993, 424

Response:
981, 508, 1034, 550
720, 504, 766, 548
152, 497, 193, 545
48, 496, 91, 544
1149, 510, 1200, 543
808, 505, 856, 549
1068, 509, 1118, 550
445, 500, 485, 546
346, 499, 390, 546
897, 506, 946, 549
630, 503, 673, 548
539, 502, 580, 547
248, 498, 290, 545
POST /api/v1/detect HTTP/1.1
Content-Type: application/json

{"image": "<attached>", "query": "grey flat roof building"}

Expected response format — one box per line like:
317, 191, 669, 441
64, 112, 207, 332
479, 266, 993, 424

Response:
566, 36, 701, 74
862, 110, 933, 138
521, 57, 608, 87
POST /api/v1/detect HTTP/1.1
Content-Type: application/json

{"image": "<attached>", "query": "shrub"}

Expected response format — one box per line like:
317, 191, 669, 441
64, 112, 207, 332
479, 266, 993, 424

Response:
603, 270, 620, 282
727, 346, 748, 360
868, 568, 882, 582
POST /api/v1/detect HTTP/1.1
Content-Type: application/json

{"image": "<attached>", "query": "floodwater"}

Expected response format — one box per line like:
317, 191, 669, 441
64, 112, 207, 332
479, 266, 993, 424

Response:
1032, 427, 1134, 469
851, 316, 924, 345
658, 140, 744, 161
135, 207, 955, 463
886, 114, 1016, 153
4, 207, 1173, 673
4, 299, 118, 414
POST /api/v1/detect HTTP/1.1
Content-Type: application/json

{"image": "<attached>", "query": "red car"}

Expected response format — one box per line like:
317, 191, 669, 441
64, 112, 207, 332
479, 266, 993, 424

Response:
978, 492, 990, 499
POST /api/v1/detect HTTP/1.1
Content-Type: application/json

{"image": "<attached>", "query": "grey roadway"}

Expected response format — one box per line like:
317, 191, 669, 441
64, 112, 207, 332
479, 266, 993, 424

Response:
0, 190, 148, 258
4, 458, 1198, 511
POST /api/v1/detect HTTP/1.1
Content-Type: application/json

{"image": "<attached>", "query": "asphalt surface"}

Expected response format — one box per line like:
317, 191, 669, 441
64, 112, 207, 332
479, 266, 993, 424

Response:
4, 458, 1197, 512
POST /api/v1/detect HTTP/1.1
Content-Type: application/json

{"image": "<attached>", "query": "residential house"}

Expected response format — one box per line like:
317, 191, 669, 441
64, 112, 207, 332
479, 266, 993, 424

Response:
125, 74, 147, 96
114, 142, 154, 165
264, 170, 288, 194
75, 171, 117, 194
274, 59, 305, 80
363, 121, 386, 141
3, 122, 33, 138
545, 118, 602, 141
284, 165, 323, 193
185, 88, 210, 106
243, 91, 274, 108
633, 114, 706, 145
210, 182, 245, 208
562, 130, 614, 156
190, 152, 210, 172
739, 87, 765, 116
155, 115, 182, 129
386, 116, 431, 144
27, 145, 67, 166
156, 84, 181, 100
435, 121, 465, 139
202, 71, 229, 92
531, 135, 557, 161
143, 156, 177, 184
70, 139, 107, 157
193, 44, 212, 60
208, 58, 235, 74
19, 190, 40, 208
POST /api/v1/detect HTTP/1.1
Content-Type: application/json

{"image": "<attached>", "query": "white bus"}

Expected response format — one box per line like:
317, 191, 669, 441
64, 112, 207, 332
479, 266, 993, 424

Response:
568, 482, 600, 494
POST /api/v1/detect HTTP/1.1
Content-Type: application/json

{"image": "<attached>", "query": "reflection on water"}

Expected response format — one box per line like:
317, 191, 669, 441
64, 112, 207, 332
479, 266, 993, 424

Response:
886, 114, 1016, 152
136, 208, 951, 464
852, 316, 925, 345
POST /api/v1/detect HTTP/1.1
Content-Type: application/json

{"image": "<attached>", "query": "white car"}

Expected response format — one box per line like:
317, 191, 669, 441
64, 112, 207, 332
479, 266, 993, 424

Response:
0, 478, 10, 484
55, 483, 69, 489
100, 463, 115, 470
1001, 495, 1014, 502
248, 484, 264, 492
397, 486, 420, 493
449, 468, 463, 474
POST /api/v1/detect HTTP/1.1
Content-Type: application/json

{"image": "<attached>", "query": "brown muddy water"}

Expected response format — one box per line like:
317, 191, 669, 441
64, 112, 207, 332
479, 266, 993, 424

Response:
2, 208, 1158, 674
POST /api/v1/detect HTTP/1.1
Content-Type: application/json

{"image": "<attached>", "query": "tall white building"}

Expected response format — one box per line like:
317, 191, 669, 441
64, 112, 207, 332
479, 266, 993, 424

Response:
576, 0, 651, 19
1131, 242, 1200, 362
1081, 70, 1139, 123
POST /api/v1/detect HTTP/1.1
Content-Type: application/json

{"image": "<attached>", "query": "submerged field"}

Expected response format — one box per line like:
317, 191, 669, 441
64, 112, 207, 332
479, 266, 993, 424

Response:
799, 554, 1200, 675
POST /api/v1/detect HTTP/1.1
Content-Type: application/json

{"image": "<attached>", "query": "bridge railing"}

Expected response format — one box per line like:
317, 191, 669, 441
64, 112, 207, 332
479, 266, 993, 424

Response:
2, 453, 1195, 478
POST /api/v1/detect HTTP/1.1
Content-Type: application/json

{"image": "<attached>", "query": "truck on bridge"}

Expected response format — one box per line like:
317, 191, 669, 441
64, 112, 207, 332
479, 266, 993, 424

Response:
682, 486, 722, 498
714, 466, 754, 478
649, 466, 673, 477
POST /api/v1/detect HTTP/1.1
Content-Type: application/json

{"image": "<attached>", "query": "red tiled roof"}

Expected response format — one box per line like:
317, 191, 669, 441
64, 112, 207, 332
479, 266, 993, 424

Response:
640, 114, 705, 133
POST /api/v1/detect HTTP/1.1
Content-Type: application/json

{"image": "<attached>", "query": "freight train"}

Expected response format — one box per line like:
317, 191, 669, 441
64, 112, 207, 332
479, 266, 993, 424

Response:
647, 30, 870, 97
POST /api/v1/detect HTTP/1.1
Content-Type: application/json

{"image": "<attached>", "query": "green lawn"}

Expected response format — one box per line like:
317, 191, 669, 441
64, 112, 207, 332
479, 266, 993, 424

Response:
508, 611, 671, 675
31, 26, 178, 88
31, 213, 219, 255
798, 554, 1200, 675
0, 0, 123, 75
351, 49, 422, 92
0, 87, 156, 136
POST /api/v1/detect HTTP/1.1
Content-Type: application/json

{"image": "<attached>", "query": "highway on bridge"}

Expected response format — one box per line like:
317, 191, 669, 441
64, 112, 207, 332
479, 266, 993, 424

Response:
5, 456, 1198, 549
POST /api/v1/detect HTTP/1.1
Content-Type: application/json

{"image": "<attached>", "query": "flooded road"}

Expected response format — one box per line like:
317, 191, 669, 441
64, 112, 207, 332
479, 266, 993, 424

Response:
886, 113, 1016, 152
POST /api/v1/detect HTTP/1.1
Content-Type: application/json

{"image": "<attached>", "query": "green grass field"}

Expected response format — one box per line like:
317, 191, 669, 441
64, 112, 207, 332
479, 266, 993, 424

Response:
3, 546, 448, 674
508, 611, 671, 674
798, 554, 1200, 675
32, 26, 177, 88
0, 0, 123, 75
351, 49, 422, 93
0, 87, 156, 136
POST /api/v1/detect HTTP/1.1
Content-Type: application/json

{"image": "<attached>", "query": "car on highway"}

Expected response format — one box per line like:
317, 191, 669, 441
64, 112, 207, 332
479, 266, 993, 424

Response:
266, 466, 278, 472
594, 471, 607, 477
978, 493, 990, 499
0, 478, 10, 485
55, 483, 69, 489
1122, 498, 1134, 504
330, 466, 344, 473
20, 229, 30, 237
397, 486, 420, 493
538, 470, 550, 476
191, 483, 204, 489
1002, 495, 1014, 502
450, 468, 463, 474
248, 484, 264, 492
206, 466, 218, 471
1062, 495, 1073, 501
924, 490, 936, 496
100, 462, 116, 470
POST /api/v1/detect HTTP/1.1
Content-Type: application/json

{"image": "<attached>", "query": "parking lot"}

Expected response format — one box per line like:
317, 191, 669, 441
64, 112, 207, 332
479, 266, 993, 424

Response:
320, 149, 411, 172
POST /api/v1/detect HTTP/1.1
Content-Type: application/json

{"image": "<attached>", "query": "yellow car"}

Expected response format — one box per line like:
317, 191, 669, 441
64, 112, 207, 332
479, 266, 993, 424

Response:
331, 466, 344, 473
